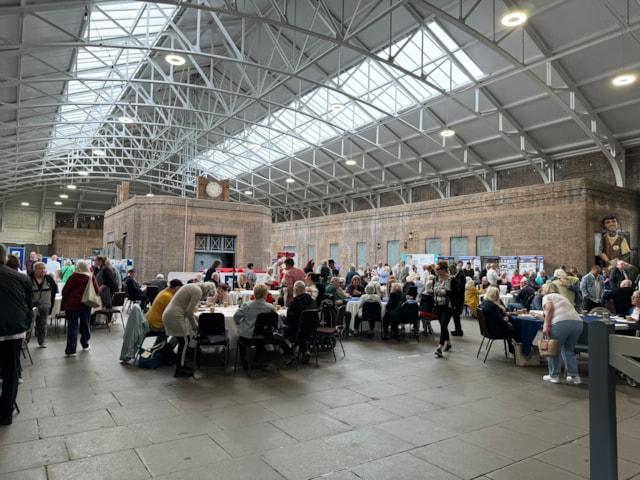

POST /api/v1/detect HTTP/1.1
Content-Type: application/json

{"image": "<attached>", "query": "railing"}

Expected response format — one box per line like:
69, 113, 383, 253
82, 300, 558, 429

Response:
589, 320, 640, 480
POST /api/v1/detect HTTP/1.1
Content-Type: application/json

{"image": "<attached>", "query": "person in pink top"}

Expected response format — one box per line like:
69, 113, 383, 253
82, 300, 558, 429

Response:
511, 271, 524, 290
283, 258, 305, 306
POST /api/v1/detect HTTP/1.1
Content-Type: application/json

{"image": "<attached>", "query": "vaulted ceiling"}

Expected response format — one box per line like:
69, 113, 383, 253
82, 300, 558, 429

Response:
1, 0, 639, 222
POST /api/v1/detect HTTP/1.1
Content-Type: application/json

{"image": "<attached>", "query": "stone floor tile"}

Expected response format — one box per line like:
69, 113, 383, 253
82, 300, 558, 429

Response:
376, 415, 456, 447
211, 422, 298, 457
138, 413, 221, 443
486, 457, 587, 480
0, 419, 39, 446
349, 451, 460, 480
37, 410, 116, 438
500, 414, 588, 445
323, 426, 414, 463
109, 400, 181, 426
0, 467, 47, 480
325, 402, 402, 429
150, 456, 284, 480
202, 403, 279, 429
270, 412, 351, 442
459, 425, 551, 461
65, 424, 152, 459
51, 392, 120, 416
346, 381, 410, 399
0, 438, 68, 475
307, 387, 370, 408
258, 394, 326, 418
135, 434, 229, 476
47, 449, 150, 480
369, 393, 440, 417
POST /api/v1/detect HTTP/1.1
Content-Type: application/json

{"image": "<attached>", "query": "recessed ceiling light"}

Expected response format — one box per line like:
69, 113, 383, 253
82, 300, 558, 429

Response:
248, 143, 262, 151
329, 102, 345, 111
117, 116, 134, 124
54, 201, 62, 205
92, 149, 106, 156
440, 128, 456, 137
345, 159, 357, 166
285, 178, 295, 183
501, 11, 527, 27
146, 192, 154, 197
59, 194, 69, 199
67, 184, 77, 189
165, 53, 186, 66
244, 190, 253, 195
20, 202, 29, 206
612, 73, 636, 86
78, 170, 89, 176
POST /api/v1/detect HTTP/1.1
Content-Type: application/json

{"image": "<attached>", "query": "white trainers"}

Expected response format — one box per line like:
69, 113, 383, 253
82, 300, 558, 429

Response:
82, 345, 91, 351
18, 377, 23, 384
65, 353, 77, 357
543, 375, 560, 384
566, 375, 582, 385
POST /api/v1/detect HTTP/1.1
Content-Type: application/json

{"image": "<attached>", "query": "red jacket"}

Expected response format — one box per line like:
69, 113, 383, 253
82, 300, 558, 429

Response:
62, 273, 99, 311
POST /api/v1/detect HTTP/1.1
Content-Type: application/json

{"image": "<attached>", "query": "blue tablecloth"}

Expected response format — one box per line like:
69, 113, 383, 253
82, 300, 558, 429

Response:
511, 315, 623, 355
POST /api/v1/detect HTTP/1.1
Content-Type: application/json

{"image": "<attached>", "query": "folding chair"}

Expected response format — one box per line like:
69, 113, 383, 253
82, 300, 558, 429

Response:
476, 308, 510, 363
94, 292, 126, 331
233, 311, 280, 377
195, 312, 229, 374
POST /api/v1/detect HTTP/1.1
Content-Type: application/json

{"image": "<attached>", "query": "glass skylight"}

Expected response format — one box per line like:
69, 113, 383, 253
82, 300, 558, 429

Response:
196, 21, 484, 179
46, 2, 177, 158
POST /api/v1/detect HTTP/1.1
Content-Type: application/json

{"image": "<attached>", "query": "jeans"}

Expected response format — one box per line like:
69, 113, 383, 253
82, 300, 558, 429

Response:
435, 305, 452, 346
547, 319, 583, 378
66, 309, 92, 355
34, 305, 49, 345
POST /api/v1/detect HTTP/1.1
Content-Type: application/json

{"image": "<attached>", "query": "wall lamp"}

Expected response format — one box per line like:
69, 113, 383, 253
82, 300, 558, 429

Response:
408, 231, 414, 241
376, 242, 381, 250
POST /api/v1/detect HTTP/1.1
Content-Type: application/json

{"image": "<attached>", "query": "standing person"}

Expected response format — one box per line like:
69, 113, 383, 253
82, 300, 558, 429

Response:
45, 254, 61, 281
60, 259, 75, 283
580, 265, 603, 312
282, 258, 305, 306
449, 265, 466, 337
61, 261, 99, 356
204, 259, 221, 282
93, 256, 117, 311
0, 243, 32, 426
540, 283, 584, 384
303, 259, 315, 274
25, 251, 38, 275
318, 260, 331, 285
28, 261, 58, 348
433, 261, 453, 358
162, 282, 216, 377
245, 263, 257, 289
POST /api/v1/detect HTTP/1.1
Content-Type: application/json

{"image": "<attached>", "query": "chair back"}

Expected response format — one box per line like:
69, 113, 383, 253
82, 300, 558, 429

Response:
477, 308, 489, 337
145, 285, 159, 304
604, 298, 616, 314
361, 301, 382, 322
333, 305, 347, 329
407, 286, 418, 299
315, 283, 326, 307
122, 283, 130, 298
111, 291, 126, 308
397, 300, 419, 324
197, 312, 226, 337
299, 309, 320, 336
254, 311, 279, 338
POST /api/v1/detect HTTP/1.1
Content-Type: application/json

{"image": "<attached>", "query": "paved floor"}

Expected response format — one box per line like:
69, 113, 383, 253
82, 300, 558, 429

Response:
1, 315, 639, 480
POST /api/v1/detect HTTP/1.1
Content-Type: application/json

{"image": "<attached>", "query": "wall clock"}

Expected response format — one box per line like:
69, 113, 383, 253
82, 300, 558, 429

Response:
206, 181, 223, 198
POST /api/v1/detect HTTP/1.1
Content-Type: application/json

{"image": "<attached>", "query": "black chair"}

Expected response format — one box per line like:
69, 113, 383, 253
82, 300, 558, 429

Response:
604, 298, 616, 315
317, 305, 345, 357
315, 283, 326, 308
145, 285, 160, 307
295, 309, 321, 368
195, 312, 229, 373
396, 300, 420, 342
94, 291, 126, 331
359, 301, 382, 338
476, 308, 510, 363
234, 310, 280, 377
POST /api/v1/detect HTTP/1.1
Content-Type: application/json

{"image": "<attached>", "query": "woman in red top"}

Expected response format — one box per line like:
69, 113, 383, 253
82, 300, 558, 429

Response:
61, 260, 99, 356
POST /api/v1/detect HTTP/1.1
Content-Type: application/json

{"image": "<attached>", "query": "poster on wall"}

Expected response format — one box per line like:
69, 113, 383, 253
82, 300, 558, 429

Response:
402, 253, 437, 267
459, 256, 481, 273
9, 247, 24, 269
518, 256, 538, 274
438, 256, 455, 266
499, 256, 518, 277
537, 256, 544, 274
481, 256, 500, 269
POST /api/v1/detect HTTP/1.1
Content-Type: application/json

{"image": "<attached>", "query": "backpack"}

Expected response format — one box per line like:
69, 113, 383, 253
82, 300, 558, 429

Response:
137, 341, 166, 369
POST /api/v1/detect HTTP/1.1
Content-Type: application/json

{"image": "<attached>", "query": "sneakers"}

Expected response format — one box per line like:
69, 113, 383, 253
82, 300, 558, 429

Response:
82, 345, 91, 351
65, 353, 77, 357
434, 348, 443, 358
543, 375, 560, 384
18, 377, 23, 384
38, 342, 47, 348
444, 343, 452, 352
451, 331, 464, 337
566, 375, 582, 385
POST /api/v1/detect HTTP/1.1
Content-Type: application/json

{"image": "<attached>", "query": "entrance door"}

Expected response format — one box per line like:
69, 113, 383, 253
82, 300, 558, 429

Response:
387, 241, 400, 267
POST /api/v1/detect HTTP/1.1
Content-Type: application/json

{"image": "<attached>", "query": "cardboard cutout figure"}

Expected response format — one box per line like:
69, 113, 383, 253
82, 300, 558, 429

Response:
599, 215, 630, 266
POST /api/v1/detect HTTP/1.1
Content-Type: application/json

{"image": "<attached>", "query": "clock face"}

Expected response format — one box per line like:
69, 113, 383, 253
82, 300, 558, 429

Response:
206, 181, 223, 198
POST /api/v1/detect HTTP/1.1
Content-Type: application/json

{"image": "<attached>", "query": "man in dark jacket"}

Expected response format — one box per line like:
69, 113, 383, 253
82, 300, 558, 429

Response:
0, 243, 33, 425
508, 279, 537, 311
604, 279, 634, 316
283, 281, 317, 363
449, 265, 466, 337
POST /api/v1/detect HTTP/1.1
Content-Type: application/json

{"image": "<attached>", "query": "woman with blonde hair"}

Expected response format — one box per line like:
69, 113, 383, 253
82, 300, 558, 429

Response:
464, 276, 482, 317
61, 260, 100, 356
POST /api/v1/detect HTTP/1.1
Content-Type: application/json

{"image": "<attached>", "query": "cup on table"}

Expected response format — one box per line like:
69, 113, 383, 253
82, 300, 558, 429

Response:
582, 310, 588, 315
223, 302, 228, 308
209, 306, 215, 313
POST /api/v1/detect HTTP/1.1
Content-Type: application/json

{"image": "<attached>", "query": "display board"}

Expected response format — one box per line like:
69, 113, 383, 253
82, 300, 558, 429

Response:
402, 253, 437, 267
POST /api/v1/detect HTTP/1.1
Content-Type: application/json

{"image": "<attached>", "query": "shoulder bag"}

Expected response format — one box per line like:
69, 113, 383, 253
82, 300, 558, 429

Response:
81, 276, 102, 308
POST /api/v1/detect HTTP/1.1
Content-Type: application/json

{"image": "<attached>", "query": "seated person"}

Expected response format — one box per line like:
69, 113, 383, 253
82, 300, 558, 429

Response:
263, 267, 276, 289
149, 273, 168, 290
124, 269, 149, 309
368, 276, 384, 298
207, 284, 232, 306
402, 276, 416, 299
464, 276, 482, 317
629, 290, 640, 321
479, 286, 519, 350
511, 271, 524, 290
145, 279, 183, 340
305, 273, 319, 300
355, 284, 382, 336
325, 276, 352, 333
476, 276, 490, 290
345, 275, 365, 298
283, 281, 317, 363
498, 272, 512, 293
603, 279, 634, 315
234, 284, 294, 369
382, 282, 404, 340
507, 278, 536, 311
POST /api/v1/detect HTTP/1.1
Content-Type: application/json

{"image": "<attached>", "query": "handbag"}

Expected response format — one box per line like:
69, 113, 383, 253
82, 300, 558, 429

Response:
81, 276, 101, 308
538, 335, 559, 357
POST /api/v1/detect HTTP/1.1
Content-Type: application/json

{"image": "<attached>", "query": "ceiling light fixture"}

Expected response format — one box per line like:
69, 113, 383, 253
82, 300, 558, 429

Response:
501, 11, 527, 27
440, 128, 456, 137
612, 73, 636, 86
248, 143, 262, 151
329, 102, 345, 111
59, 194, 69, 199
92, 149, 106, 156
78, 170, 89, 176
285, 178, 295, 183
117, 116, 134, 124
67, 184, 77, 189
345, 159, 357, 166
146, 192, 154, 197
54, 201, 62, 206
244, 190, 253, 195
165, 53, 186, 66
21, 202, 29, 206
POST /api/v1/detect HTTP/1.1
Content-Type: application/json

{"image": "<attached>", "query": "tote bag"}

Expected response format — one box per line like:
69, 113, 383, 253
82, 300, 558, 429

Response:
81, 276, 101, 308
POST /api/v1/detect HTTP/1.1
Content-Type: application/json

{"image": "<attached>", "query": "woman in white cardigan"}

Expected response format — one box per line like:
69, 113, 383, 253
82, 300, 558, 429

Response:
163, 282, 216, 377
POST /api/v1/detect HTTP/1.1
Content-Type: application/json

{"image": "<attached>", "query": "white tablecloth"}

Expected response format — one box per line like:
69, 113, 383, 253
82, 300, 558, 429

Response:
195, 306, 240, 348
346, 299, 387, 319
229, 290, 280, 305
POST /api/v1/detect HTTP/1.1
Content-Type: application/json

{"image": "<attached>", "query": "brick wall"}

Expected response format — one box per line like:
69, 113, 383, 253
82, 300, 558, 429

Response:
103, 196, 272, 281
272, 178, 640, 275
52, 227, 104, 258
